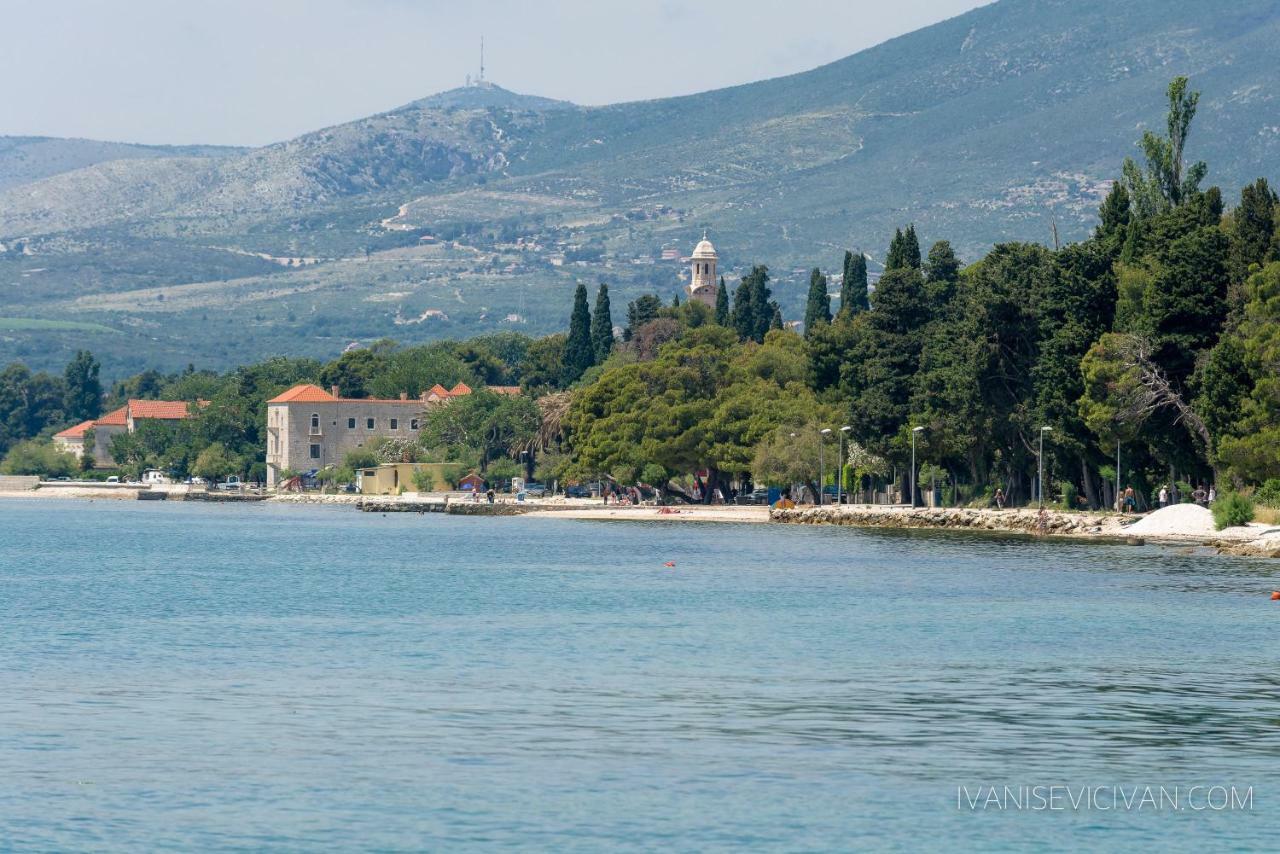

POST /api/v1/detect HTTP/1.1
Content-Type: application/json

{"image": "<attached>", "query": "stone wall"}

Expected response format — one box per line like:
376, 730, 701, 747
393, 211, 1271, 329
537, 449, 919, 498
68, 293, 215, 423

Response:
0, 475, 39, 491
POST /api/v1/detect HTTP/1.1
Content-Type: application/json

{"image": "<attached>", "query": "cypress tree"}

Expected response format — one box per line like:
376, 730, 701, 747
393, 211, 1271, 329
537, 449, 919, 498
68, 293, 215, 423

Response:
885, 228, 905, 271
902, 224, 922, 270
591, 282, 614, 363
671, 292, 681, 308
731, 265, 773, 343
803, 267, 831, 334
770, 303, 784, 331
714, 275, 730, 326
1229, 178, 1278, 285
63, 349, 102, 422
563, 283, 595, 382
924, 240, 960, 308
839, 250, 869, 318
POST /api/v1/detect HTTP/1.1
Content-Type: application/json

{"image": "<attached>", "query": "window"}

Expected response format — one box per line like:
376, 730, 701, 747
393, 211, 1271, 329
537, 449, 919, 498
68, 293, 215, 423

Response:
348, 417, 356, 429
410, 418, 419, 430
367, 418, 375, 429
390, 418, 399, 430
309, 444, 321, 459
310, 413, 320, 433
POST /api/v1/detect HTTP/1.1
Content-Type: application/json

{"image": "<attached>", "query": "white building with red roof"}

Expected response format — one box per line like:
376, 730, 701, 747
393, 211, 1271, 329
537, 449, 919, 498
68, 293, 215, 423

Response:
55, 399, 206, 468
264, 382, 486, 487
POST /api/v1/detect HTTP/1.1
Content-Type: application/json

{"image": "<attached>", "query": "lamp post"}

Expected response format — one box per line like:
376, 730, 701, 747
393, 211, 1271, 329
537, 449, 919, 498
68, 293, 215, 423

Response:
910, 426, 925, 507
819, 428, 832, 506
1038, 426, 1053, 507
790, 432, 798, 503
838, 426, 851, 505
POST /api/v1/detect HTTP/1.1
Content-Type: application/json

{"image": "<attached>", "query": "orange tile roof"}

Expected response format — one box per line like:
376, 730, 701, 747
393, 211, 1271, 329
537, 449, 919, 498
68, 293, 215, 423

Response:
95, 405, 128, 426
450, 382, 472, 395
128, 399, 201, 420
267, 384, 338, 404
428, 384, 450, 398
54, 419, 96, 439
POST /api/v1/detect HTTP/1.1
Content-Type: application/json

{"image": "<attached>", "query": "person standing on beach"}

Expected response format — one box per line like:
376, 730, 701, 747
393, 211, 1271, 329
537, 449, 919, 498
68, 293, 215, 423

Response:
994, 488, 1006, 510
1122, 485, 1136, 513
1208, 485, 1217, 504
1193, 484, 1207, 506
1158, 486, 1169, 508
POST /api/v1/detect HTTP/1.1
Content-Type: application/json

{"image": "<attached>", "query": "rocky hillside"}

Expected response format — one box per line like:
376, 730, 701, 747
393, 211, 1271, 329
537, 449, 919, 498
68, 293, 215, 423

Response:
1, 0, 1278, 376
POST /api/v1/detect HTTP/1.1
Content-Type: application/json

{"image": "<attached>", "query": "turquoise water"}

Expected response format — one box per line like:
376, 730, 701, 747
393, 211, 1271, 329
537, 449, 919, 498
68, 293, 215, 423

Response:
2, 499, 1278, 851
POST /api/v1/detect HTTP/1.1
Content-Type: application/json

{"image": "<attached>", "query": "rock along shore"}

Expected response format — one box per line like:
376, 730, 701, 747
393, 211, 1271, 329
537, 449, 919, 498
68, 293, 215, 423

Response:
771, 505, 1131, 538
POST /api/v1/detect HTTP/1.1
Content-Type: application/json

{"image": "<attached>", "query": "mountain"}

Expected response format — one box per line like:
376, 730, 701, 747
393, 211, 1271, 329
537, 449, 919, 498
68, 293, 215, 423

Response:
0, 136, 244, 193
2, 0, 1278, 378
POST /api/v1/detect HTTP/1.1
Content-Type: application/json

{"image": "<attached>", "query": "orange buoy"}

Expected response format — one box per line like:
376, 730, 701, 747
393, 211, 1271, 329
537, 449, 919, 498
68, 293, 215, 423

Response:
1271, 591, 1280, 600
664, 561, 676, 568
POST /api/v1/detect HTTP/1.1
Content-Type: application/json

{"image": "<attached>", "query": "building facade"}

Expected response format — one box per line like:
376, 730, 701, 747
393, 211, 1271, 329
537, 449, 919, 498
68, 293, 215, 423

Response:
685, 235, 718, 308
264, 382, 517, 487
54, 399, 204, 468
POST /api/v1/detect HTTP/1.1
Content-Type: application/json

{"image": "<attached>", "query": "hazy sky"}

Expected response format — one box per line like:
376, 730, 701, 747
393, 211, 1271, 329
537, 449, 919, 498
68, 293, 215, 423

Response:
4, 0, 986, 147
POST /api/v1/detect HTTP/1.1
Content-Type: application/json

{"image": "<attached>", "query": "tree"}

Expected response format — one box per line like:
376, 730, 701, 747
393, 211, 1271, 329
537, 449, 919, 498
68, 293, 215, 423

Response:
731, 265, 774, 343
591, 282, 614, 363
1122, 76, 1207, 217
317, 348, 384, 399
923, 240, 960, 307
1, 440, 78, 478
63, 350, 102, 422
1095, 181, 1132, 253
803, 268, 831, 334
625, 294, 662, 340
0, 363, 66, 455
420, 389, 540, 471
839, 250, 869, 318
192, 442, 242, 483
1215, 262, 1280, 481
714, 276, 730, 326
563, 282, 595, 383
1228, 178, 1278, 288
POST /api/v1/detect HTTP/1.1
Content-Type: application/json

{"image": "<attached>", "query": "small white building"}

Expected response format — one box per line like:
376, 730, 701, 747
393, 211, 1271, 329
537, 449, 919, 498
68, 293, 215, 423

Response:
684, 235, 719, 308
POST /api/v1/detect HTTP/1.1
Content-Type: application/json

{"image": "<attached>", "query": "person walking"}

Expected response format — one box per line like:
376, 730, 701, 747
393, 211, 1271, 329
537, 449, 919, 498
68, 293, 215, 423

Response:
1208, 485, 1217, 504
1158, 485, 1169, 508
1122, 485, 1137, 514
994, 487, 1006, 510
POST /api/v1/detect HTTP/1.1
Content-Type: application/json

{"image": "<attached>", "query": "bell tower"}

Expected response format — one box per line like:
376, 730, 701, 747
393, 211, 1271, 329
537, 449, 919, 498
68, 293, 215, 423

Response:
685, 232, 718, 308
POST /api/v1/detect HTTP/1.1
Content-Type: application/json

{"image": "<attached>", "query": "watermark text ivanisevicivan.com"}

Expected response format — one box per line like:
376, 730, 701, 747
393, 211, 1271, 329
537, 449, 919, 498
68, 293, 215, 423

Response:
957, 785, 1253, 812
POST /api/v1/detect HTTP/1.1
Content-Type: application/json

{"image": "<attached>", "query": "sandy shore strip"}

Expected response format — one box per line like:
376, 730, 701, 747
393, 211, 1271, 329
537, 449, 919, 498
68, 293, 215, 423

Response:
523, 505, 770, 523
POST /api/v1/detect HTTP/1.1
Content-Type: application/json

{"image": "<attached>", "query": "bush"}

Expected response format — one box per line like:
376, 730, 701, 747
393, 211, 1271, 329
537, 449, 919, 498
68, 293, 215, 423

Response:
1254, 478, 1280, 508
2, 440, 79, 478
1212, 493, 1255, 530
1057, 480, 1078, 511
412, 468, 436, 492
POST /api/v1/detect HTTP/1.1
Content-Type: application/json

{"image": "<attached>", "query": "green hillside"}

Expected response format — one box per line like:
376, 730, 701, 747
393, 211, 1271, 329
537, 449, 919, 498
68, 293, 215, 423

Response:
1, 0, 1278, 378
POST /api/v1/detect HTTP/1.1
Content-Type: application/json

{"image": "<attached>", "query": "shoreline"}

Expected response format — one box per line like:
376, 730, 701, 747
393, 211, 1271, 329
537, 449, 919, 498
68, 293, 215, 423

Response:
4, 488, 1278, 556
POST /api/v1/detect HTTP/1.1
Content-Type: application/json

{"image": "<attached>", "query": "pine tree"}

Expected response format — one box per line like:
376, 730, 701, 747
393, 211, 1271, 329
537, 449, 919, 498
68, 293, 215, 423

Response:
1229, 178, 1278, 285
591, 282, 614, 363
563, 283, 595, 383
770, 303, 784, 331
625, 294, 662, 340
671, 292, 681, 308
803, 268, 831, 334
1095, 181, 1132, 254
714, 275, 730, 326
63, 350, 102, 422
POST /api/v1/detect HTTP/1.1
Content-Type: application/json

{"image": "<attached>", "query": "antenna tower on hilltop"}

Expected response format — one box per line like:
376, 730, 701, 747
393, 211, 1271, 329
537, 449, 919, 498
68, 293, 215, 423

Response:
479, 36, 485, 84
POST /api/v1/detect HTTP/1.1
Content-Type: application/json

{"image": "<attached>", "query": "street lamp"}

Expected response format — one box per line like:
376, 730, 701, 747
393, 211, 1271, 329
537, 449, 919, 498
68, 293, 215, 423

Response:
820, 428, 832, 506
1038, 426, 1053, 507
910, 426, 925, 507
838, 426, 851, 505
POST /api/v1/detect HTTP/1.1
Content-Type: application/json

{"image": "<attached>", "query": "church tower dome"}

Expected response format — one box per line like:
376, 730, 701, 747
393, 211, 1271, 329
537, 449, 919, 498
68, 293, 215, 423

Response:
686, 233, 718, 308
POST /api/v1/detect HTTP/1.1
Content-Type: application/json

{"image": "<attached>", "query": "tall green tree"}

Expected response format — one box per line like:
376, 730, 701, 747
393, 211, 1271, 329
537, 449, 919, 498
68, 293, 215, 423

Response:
591, 282, 615, 363
731, 265, 775, 343
63, 350, 102, 422
625, 294, 663, 339
1122, 76, 1207, 217
924, 240, 960, 308
803, 268, 831, 334
839, 250, 869, 318
1228, 178, 1278, 288
714, 276, 730, 326
563, 283, 595, 383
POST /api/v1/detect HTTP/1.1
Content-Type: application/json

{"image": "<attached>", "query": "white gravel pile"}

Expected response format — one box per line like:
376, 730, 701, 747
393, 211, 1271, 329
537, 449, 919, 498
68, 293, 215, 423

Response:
1125, 503, 1217, 538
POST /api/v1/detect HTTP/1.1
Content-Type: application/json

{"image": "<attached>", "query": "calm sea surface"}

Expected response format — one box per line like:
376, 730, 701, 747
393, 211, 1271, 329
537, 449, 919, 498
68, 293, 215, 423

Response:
2, 499, 1278, 851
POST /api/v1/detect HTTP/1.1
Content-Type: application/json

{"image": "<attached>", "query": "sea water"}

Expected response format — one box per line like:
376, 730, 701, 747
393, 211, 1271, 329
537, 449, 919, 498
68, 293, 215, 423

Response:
1, 499, 1277, 851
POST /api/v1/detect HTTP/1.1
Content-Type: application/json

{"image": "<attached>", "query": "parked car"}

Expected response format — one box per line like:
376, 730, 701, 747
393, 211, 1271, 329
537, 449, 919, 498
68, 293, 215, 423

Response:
186, 476, 206, 485
564, 484, 592, 498
106, 476, 119, 484
524, 482, 548, 498
748, 486, 771, 505
217, 476, 243, 491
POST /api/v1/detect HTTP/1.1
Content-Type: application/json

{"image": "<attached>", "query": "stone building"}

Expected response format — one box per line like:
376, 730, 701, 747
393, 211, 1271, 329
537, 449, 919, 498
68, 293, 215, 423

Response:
684, 234, 719, 308
54, 399, 205, 468
265, 382, 518, 487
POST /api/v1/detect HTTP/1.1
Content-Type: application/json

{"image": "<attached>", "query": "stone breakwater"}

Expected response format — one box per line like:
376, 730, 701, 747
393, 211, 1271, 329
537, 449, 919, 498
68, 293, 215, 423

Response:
771, 505, 1130, 537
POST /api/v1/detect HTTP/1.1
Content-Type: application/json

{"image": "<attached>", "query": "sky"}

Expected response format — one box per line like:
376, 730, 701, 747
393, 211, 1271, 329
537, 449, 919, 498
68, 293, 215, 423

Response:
3, 0, 987, 147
